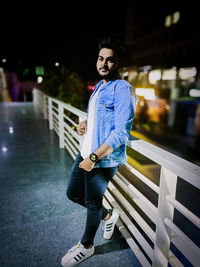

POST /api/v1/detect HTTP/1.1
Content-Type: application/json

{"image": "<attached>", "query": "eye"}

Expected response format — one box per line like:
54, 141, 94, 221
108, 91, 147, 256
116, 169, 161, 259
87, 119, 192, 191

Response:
108, 58, 116, 63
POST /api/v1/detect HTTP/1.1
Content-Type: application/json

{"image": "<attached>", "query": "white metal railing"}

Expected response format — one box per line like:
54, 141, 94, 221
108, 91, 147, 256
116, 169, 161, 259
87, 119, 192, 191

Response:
33, 88, 200, 267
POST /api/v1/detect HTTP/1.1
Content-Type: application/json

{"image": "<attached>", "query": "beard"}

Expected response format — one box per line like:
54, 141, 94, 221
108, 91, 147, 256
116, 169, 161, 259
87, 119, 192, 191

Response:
97, 69, 120, 80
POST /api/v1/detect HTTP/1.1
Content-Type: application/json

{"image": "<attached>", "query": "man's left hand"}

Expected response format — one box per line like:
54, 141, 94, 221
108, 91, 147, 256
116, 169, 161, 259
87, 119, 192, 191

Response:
79, 157, 95, 172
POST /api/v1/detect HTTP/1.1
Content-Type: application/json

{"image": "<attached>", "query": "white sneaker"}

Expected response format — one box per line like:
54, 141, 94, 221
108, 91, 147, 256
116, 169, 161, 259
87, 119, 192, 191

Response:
103, 208, 119, 239
61, 241, 95, 267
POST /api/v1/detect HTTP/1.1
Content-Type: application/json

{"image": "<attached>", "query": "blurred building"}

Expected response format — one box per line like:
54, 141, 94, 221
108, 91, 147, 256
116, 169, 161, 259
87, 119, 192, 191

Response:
0, 68, 39, 102
124, 2, 199, 68
0, 67, 11, 102
122, 3, 200, 140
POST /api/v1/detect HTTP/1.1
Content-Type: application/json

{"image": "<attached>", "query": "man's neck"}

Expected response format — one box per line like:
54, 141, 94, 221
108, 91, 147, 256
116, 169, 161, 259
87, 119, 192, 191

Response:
102, 80, 107, 85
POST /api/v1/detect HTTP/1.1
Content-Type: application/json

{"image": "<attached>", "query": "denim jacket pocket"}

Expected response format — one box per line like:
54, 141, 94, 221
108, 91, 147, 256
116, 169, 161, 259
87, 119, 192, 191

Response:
98, 98, 114, 120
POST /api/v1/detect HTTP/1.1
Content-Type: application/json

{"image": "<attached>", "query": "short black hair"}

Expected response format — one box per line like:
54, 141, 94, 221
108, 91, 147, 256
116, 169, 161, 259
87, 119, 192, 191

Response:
98, 36, 125, 66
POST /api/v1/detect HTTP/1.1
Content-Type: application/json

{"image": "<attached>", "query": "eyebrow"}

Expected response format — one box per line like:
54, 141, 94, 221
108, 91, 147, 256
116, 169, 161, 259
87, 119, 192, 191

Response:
98, 55, 116, 60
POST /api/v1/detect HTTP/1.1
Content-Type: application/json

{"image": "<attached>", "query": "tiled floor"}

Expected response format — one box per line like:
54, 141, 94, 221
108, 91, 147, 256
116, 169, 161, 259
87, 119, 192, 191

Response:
0, 102, 141, 267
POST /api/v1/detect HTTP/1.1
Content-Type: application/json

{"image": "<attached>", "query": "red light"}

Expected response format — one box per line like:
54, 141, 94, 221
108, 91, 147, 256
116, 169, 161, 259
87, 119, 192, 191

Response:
88, 85, 95, 90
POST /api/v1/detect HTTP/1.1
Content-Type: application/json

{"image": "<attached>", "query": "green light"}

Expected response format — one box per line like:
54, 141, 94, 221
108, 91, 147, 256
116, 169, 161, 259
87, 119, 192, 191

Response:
22, 68, 30, 77
35, 66, 45, 76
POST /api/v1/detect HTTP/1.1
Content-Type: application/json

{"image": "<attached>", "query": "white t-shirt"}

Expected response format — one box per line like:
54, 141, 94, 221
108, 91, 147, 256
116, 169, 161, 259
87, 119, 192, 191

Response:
80, 85, 102, 159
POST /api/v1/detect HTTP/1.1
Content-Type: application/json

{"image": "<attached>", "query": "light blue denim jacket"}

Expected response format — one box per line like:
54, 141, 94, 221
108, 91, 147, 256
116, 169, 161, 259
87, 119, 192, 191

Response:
87, 78, 138, 168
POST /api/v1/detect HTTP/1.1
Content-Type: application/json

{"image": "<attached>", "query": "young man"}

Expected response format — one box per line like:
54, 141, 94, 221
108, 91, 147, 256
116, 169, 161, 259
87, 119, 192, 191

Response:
61, 36, 138, 266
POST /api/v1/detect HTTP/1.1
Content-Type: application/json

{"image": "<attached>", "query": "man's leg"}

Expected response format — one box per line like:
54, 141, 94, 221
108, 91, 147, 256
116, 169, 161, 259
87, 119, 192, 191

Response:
80, 166, 118, 247
66, 152, 113, 219
66, 152, 86, 207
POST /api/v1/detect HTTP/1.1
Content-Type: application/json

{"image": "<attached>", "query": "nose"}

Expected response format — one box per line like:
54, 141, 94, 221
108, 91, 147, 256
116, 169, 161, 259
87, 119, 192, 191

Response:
102, 59, 108, 68
104, 60, 108, 66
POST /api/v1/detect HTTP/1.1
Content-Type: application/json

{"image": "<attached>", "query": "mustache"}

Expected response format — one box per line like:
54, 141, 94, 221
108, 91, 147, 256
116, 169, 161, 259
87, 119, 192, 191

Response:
100, 67, 108, 71
99, 68, 109, 71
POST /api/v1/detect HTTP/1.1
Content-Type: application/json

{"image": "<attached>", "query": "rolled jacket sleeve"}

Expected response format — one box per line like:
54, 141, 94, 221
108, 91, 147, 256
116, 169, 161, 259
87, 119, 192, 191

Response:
105, 86, 138, 150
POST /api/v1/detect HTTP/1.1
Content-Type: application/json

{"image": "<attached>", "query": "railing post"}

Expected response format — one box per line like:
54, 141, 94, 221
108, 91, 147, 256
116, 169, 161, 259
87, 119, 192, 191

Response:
43, 95, 47, 120
153, 167, 177, 267
48, 97, 53, 130
58, 104, 65, 148
33, 88, 39, 105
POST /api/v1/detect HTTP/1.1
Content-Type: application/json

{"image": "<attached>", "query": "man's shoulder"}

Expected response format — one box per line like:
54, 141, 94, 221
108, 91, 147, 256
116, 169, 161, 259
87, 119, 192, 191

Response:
114, 79, 133, 89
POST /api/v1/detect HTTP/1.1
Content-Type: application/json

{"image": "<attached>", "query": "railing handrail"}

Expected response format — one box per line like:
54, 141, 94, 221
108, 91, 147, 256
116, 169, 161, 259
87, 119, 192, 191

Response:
127, 139, 200, 188
35, 90, 200, 186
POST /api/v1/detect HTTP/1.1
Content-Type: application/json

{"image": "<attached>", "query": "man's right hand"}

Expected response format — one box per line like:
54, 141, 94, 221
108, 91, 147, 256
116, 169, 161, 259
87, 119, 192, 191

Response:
76, 120, 87, 136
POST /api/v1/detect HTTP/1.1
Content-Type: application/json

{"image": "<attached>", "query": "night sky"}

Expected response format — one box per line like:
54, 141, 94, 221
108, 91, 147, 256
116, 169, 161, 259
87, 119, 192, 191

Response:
1, 2, 127, 81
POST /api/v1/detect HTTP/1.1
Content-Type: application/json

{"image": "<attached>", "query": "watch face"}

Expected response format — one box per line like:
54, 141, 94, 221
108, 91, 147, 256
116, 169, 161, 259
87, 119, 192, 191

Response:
91, 154, 97, 161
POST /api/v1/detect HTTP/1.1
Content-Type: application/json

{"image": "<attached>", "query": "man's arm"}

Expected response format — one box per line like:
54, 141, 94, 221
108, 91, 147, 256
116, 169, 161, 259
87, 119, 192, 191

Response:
94, 142, 114, 160
79, 86, 138, 171
79, 142, 113, 171
104, 86, 136, 150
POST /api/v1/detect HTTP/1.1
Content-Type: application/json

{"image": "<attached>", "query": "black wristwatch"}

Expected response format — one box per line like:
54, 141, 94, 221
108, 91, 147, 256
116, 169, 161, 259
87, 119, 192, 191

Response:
89, 153, 99, 163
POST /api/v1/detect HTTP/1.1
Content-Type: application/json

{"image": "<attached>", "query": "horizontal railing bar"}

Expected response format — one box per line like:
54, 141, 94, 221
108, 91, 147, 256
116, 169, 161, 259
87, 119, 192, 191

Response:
64, 131, 80, 151
48, 96, 87, 119
63, 121, 80, 142
117, 171, 158, 213
108, 182, 156, 243
124, 162, 159, 194
116, 218, 152, 267
166, 195, 200, 229
52, 109, 58, 117
63, 114, 78, 127
52, 114, 58, 122
52, 106, 58, 114
127, 140, 200, 188
53, 118, 59, 129
168, 250, 184, 267
103, 193, 152, 267
164, 218, 200, 266
52, 116, 59, 126
64, 142, 76, 160
113, 173, 158, 225
64, 136, 79, 156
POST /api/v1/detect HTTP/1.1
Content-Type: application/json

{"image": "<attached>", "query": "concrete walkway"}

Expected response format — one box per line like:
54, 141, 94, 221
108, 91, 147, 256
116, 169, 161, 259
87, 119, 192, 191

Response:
0, 102, 141, 267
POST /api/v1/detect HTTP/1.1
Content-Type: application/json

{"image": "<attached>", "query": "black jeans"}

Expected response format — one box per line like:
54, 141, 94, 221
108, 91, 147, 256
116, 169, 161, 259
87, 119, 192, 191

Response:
66, 152, 118, 246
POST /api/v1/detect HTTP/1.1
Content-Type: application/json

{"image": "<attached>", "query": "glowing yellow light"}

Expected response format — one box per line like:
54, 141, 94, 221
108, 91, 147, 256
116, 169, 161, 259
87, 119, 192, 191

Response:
165, 15, 172, 27
135, 88, 155, 100
173, 11, 180, 24
165, 105, 170, 111
140, 101, 144, 106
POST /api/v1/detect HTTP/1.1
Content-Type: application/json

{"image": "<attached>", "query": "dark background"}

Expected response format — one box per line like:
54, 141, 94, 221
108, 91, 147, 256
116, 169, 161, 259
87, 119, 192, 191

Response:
0, 2, 127, 81
1, 2, 199, 81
